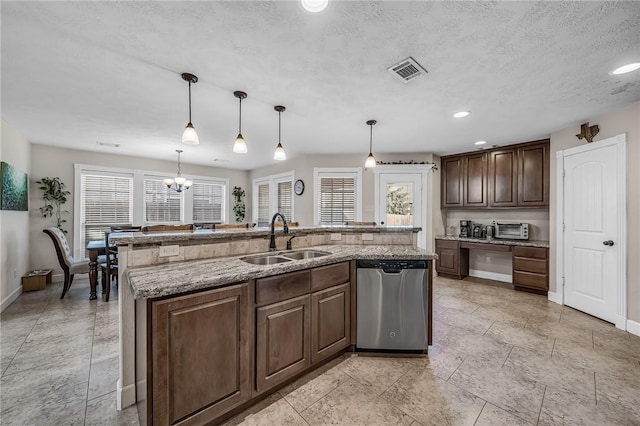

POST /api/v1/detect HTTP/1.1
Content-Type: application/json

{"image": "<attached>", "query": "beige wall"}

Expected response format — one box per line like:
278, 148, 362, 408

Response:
29, 145, 250, 277
1, 120, 31, 311
549, 101, 640, 322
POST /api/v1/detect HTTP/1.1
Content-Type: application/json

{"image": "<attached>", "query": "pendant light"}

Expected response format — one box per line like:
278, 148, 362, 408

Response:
233, 91, 248, 153
164, 150, 192, 192
181, 73, 199, 146
273, 105, 287, 161
365, 120, 377, 168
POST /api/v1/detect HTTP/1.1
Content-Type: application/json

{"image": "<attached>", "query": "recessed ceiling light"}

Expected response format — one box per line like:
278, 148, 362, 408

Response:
474, 140, 486, 145
300, 0, 328, 13
610, 62, 640, 75
453, 111, 470, 118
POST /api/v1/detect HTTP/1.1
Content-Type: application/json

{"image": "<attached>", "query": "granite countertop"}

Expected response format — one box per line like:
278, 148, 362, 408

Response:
111, 225, 421, 245
126, 244, 437, 300
435, 235, 549, 248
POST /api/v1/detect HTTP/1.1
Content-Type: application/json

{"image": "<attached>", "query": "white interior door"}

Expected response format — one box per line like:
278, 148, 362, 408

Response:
375, 172, 426, 248
561, 135, 626, 327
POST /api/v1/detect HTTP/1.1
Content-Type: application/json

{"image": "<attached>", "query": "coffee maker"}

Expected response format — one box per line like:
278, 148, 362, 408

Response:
459, 220, 471, 237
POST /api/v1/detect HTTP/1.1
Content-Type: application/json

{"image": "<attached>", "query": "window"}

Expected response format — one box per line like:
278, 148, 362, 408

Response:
144, 177, 182, 223
192, 180, 225, 223
314, 168, 362, 225
253, 171, 294, 227
79, 171, 133, 255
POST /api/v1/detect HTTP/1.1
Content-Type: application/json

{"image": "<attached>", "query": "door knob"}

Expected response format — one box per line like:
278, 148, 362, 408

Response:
603, 240, 614, 246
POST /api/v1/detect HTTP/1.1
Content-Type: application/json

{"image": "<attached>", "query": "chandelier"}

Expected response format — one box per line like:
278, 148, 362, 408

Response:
164, 150, 192, 192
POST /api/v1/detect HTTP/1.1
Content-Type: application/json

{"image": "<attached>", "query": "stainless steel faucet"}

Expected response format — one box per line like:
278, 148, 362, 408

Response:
269, 212, 289, 251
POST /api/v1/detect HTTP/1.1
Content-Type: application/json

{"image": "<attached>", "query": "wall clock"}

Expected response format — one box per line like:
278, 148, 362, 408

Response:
294, 179, 305, 195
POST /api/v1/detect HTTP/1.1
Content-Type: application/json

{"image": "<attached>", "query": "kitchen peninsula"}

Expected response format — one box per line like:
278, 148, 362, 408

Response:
110, 226, 436, 425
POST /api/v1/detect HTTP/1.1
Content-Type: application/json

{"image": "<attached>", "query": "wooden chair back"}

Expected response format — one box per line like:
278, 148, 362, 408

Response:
274, 221, 299, 227
142, 224, 194, 232
214, 223, 249, 230
110, 226, 142, 232
345, 221, 376, 226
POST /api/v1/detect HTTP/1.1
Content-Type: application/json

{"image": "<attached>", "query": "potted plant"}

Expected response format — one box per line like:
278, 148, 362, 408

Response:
232, 186, 246, 223
37, 176, 70, 233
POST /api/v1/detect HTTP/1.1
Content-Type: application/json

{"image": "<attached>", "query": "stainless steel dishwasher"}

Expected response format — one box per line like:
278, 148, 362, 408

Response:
356, 259, 429, 352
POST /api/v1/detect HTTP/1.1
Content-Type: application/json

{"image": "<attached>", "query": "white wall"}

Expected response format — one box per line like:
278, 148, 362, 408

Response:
1, 119, 31, 311
550, 101, 640, 322
29, 145, 250, 278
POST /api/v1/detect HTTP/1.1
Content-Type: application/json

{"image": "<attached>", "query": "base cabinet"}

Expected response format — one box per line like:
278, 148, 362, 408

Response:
256, 295, 311, 393
435, 240, 469, 279
311, 283, 350, 363
512, 246, 549, 291
150, 283, 251, 426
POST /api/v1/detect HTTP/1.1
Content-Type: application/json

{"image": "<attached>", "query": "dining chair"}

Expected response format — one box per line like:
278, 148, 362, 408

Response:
274, 221, 299, 227
142, 224, 194, 232
344, 221, 376, 226
214, 223, 250, 229
43, 227, 90, 299
101, 226, 142, 301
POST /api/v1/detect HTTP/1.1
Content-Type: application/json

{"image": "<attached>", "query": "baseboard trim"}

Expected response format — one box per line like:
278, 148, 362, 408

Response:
469, 269, 511, 283
52, 273, 64, 283
626, 319, 640, 337
1, 286, 22, 312
117, 380, 136, 410
547, 290, 563, 305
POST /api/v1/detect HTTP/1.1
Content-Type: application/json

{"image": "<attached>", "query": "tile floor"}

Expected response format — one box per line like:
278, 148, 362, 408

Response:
2, 275, 639, 425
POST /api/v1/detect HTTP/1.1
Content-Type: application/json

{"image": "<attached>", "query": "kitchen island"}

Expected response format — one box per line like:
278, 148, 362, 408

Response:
110, 225, 432, 417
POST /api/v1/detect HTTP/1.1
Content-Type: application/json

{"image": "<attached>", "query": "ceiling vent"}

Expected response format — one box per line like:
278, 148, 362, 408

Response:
388, 57, 427, 83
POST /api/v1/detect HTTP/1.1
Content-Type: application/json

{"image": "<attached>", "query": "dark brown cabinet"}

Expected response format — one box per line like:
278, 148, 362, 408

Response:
489, 148, 518, 207
150, 283, 251, 425
435, 239, 468, 279
311, 282, 350, 363
441, 139, 549, 209
512, 246, 549, 292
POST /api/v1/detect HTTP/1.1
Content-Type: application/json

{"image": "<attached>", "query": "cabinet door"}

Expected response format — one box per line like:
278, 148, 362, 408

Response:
518, 141, 549, 206
464, 153, 488, 207
311, 283, 350, 364
151, 283, 251, 425
441, 156, 464, 207
489, 148, 518, 207
256, 295, 311, 393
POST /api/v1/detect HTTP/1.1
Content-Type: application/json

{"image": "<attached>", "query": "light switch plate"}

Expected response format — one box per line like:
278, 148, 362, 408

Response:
159, 245, 180, 257
330, 233, 342, 241
361, 233, 374, 241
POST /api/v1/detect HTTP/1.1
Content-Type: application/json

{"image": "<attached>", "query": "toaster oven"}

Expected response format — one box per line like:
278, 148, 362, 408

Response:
493, 222, 529, 240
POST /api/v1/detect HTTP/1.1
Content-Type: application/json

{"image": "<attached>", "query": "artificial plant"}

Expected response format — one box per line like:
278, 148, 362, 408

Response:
232, 186, 246, 222
37, 176, 70, 233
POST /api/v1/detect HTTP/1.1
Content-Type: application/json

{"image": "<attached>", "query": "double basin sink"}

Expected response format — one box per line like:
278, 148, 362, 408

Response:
240, 249, 331, 265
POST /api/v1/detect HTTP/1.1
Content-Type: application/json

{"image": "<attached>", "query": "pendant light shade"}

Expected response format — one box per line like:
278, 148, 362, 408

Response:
181, 73, 199, 146
301, 0, 328, 12
233, 91, 248, 154
365, 119, 377, 168
273, 105, 287, 161
164, 150, 192, 192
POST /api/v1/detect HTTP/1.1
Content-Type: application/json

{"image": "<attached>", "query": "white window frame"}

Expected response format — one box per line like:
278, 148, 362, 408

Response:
252, 170, 295, 226
313, 167, 363, 226
74, 164, 229, 259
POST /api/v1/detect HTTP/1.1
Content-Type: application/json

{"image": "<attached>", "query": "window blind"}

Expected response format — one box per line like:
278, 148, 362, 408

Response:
192, 181, 224, 222
257, 182, 270, 227
319, 176, 356, 225
144, 178, 181, 223
277, 180, 293, 222
80, 173, 133, 251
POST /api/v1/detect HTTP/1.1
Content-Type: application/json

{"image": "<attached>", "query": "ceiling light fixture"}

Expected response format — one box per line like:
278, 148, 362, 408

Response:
273, 106, 287, 161
453, 111, 470, 118
301, 0, 328, 13
233, 91, 248, 154
181, 73, 199, 145
365, 120, 377, 168
164, 150, 192, 192
475, 140, 487, 145
610, 62, 640, 75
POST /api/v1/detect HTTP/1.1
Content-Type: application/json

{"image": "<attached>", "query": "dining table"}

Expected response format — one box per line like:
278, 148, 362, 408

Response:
86, 239, 108, 300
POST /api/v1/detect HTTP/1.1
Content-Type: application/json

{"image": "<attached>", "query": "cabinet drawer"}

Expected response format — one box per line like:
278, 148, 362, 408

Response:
513, 271, 548, 290
256, 270, 310, 306
513, 257, 547, 274
435, 239, 459, 250
513, 246, 547, 259
311, 262, 350, 291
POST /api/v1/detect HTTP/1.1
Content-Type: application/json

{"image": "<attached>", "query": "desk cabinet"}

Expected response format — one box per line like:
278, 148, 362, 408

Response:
435, 240, 469, 279
512, 246, 549, 292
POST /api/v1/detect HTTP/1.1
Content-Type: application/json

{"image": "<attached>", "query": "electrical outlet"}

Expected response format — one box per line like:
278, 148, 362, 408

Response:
330, 233, 342, 241
159, 245, 180, 257
361, 233, 374, 241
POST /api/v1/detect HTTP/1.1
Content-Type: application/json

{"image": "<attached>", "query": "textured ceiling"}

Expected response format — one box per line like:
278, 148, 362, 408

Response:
2, 1, 639, 170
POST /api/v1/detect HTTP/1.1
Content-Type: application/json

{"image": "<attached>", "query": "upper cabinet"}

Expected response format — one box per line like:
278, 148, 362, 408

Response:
442, 139, 549, 210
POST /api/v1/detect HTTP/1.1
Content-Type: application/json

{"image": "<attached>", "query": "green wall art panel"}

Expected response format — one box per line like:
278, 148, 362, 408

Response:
1, 161, 29, 211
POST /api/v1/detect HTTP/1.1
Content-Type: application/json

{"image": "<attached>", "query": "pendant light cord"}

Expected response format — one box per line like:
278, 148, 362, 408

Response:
177, 151, 182, 176
238, 97, 242, 134
188, 81, 192, 123
278, 110, 282, 143
369, 124, 373, 153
